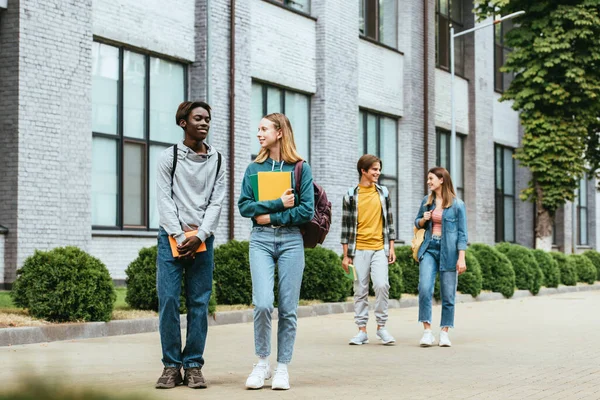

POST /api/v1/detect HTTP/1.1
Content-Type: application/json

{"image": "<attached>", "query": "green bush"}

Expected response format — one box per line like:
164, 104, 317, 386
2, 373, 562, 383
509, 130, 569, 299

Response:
213, 240, 252, 305
496, 243, 543, 295
469, 243, 516, 298
124, 246, 187, 314
209, 281, 217, 315
396, 245, 419, 295
302, 247, 352, 302
388, 259, 404, 300
0, 381, 148, 400
11, 247, 116, 322
582, 250, 600, 281
458, 249, 483, 297
532, 249, 560, 288
550, 252, 577, 286
568, 254, 596, 284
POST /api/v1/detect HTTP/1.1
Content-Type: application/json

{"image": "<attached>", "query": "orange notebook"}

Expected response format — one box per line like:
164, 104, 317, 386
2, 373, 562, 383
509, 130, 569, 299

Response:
168, 230, 207, 257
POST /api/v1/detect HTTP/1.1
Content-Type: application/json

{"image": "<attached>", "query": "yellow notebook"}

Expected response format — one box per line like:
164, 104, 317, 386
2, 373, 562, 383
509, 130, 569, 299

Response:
256, 171, 292, 201
168, 230, 207, 257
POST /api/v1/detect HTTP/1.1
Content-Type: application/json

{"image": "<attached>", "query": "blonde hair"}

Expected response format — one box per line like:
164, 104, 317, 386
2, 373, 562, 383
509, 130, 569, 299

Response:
425, 167, 456, 208
254, 113, 303, 164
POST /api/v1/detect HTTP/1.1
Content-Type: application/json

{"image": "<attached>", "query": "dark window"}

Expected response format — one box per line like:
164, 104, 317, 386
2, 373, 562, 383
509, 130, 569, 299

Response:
250, 81, 311, 161
91, 41, 186, 230
578, 174, 589, 245
359, 0, 398, 48
436, 129, 465, 199
272, 0, 311, 14
495, 144, 516, 242
436, 0, 464, 76
494, 17, 515, 93
358, 110, 399, 230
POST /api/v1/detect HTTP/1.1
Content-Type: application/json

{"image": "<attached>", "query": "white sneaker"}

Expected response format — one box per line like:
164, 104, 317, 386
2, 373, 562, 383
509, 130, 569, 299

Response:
439, 330, 452, 347
348, 330, 369, 345
376, 328, 396, 345
419, 329, 435, 347
271, 368, 290, 390
245, 363, 271, 389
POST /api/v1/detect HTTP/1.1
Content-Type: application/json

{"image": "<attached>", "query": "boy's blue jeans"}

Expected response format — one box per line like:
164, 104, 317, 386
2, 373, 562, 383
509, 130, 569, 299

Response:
418, 237, 458, 328
249, 226, 305, 364
157, 227, 214, 369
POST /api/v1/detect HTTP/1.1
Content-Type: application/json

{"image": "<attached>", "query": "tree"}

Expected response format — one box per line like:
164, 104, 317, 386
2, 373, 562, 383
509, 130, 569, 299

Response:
476, 0, 600, 250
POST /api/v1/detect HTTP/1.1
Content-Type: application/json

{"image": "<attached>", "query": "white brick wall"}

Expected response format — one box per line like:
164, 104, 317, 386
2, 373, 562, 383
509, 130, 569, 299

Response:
435, 69, 469, 134
358, 40, 404, 116
93, 0, 195, 61
89, 235, 156, 280
493, 93, 520, 147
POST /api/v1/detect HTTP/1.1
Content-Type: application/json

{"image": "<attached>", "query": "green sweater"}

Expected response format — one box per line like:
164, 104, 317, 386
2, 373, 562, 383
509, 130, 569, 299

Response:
238, 158, 314, 227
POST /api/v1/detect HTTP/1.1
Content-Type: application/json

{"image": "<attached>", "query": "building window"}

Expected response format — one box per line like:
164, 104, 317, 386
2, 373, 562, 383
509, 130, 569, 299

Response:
495, 144, 515, 242
92, 41, 186, 230
250, 81, 311, 161
494, 17, 515, 93
436, 129, 465, 199
436, 0, 464, 76
272, 0, 310, 13
578, 174, 589, 245
358, 110, 399, 229
358, 0, 398, 48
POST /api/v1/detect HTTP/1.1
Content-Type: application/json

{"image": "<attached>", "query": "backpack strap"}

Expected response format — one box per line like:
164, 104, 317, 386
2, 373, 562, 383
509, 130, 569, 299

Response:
217, 151, 222, 176
294, 160, 304, 194
170, 144, 178, 198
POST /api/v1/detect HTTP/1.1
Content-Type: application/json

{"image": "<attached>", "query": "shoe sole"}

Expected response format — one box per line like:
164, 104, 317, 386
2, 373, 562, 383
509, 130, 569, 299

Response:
272, 385, 290, 390
348, 340, 369, 345
439, 343, 452, 347
419, 343, 434, 347
155, 382, 183, 389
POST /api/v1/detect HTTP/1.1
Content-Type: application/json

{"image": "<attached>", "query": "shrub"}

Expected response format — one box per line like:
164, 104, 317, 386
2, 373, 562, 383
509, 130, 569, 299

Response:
11, 246, 116, 322
532, 250, 560, 288
209, 281, 217, 315
568, 254, 596, 284
550, 252, 577, 286
388, 259, 404, 300
582, 250, 600, 281
396, 245, 419, 295
496, 242, 543, 295
213, 240, 252, 305
458, 249, 483, 297
302, 247, 352, 302
469, 243, 515, 298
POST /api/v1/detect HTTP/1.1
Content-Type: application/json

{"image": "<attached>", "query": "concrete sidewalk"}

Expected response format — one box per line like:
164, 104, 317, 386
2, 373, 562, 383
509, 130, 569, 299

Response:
2, 290, 600, 399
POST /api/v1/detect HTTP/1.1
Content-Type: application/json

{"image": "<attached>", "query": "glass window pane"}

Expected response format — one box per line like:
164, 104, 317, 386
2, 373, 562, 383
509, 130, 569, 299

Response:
123, 51, 146, 139
381, 177, 398, 231
451, 0, 462, 23
379, 117, 397, 177
92, 137, 118, 226
580, 177, 588, 207
367, 114, 377, 155
149, 145, 169, 229
251, 82, 264, 158
285, 91, 310, 161
504, 196, 515, 242
439, 132, 449, 170
495, 146, 503, 191
365, 0, 377, 39
150, 58, 185, 143
455, 35, 464, 76
266, 87, 282, 114
359, 111, 366, 157
457, 188, 464, 200
503, 149, 514, 195
455, 136, 464, 189
580, 208, 588, 245
438, 15, 449, 68
92, 43, 119, 135
439, 0, 449, 15
123, 142, 145, 226
286, 0, 310, 13
379, 0, 397, 47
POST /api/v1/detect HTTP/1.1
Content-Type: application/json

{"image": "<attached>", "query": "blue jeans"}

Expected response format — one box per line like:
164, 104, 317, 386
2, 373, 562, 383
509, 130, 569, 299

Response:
249, 226, 305, 364
157, 227, 214, 369
418, 237, 458, 328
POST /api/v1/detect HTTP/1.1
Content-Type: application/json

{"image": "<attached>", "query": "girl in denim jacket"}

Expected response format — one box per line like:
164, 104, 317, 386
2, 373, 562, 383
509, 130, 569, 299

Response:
414, 167, 468, 347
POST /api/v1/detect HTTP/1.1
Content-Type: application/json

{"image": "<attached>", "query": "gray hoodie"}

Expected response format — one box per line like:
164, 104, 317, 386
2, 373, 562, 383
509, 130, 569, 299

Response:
157, 140, 226, 244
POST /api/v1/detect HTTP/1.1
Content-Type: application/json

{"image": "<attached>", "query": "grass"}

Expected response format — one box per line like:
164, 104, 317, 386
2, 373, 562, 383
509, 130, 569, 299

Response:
0, 291, 15, 309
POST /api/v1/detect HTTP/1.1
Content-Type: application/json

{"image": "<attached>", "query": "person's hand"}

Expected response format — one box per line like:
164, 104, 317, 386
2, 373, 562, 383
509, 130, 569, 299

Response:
177, 236, 202, 259
342, 256, 352, 273
280, 189, 295, 209
457, 259, 467, 275
388, 251, 396, 264
255, 214, 271, 225
422, 211, 432, 221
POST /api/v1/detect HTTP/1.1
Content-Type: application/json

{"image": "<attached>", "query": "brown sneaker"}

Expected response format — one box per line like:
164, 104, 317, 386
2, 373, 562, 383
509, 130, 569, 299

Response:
184, 367, 207, 389
155, 367, 183, 389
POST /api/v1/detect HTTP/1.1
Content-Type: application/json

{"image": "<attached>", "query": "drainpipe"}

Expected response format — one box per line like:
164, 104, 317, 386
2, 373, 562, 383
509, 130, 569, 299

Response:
423, 0, 429, 194
228, 0, 236, 240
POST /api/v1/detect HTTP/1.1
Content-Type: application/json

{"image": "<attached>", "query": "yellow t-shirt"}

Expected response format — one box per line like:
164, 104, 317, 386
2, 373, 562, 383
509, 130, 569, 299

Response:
355, 184, 384, 250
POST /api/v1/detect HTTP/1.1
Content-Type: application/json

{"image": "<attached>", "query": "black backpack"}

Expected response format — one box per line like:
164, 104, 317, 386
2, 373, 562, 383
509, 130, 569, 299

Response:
170, 144, 222, 197
294, 161, 332, 248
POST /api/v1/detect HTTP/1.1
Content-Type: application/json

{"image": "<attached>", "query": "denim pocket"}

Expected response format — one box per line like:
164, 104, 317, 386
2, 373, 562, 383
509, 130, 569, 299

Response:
444, 217, 457, 232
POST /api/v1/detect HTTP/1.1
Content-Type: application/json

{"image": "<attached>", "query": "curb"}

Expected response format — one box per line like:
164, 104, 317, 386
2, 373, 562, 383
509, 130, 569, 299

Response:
2, 282, 599, 347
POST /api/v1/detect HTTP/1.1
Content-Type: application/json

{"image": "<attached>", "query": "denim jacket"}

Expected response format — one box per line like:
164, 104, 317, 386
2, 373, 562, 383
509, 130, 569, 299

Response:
414, 195, 468, 271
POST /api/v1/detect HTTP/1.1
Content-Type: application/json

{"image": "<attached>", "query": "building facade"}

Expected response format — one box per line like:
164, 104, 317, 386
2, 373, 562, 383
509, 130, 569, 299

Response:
0, 0, 598, 288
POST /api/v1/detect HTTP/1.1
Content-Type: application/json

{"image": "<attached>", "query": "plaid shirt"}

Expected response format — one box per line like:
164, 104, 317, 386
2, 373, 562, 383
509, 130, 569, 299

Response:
340, 184, 396, 258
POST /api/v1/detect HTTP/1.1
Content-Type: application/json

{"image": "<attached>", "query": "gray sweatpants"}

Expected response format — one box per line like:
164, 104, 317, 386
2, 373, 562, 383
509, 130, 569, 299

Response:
353, 249, 390, 327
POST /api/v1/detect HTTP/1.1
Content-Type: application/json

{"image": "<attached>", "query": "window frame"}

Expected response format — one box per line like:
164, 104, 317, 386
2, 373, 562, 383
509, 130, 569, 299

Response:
264, 0, 312, 17
250, 79, 312, 162
358, 0, 398, 49
577, 174, 589, 246
436, 0, 465, 77
92, 39, 188, 231
435, 128, 465, 198
494, 144, 516, 243
494, 16, 515, 93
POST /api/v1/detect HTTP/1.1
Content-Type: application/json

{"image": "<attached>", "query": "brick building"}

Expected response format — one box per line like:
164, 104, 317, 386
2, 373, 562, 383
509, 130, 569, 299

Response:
0, 0, 597, 288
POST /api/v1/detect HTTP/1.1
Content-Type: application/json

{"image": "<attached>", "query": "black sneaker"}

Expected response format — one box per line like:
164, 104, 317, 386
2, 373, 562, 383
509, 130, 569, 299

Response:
184, 367, 208, 389
155, 367, 183, 389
